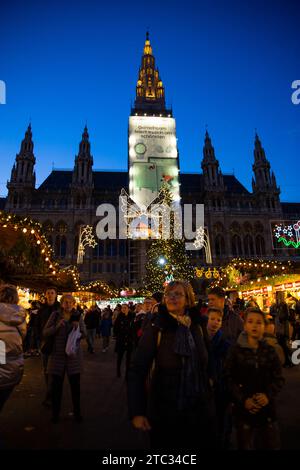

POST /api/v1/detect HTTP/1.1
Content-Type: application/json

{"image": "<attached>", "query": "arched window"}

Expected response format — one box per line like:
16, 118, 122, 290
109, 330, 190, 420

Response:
215, 234, 225, 256
254, 221, 264, 233
74, 235, 79, 256
47, 235, 53, 248
243, 222, 253, 233
255, 235, 266, 256
119, 240, 127, 257
232, 234, 243, 256
106, 240, 112, 257
244, 234, 254, 257
56, 221, 68, 234
13, 193, 18, 208
93, 242, 104, 258
213, 222, 225, 234
55, 235, 67, 258
230, 221, 241, 234
43, 220, 54, 234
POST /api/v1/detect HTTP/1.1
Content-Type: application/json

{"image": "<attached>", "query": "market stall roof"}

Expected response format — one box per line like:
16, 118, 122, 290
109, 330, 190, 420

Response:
0, 211, 58, 287
0, 211, 116, 295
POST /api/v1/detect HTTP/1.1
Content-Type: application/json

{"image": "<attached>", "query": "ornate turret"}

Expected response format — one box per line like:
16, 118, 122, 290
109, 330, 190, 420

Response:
6, 124, 36, 210
201, 130, 224, 190
71, 126, 94, 209
132, 32, 171, 116
252, 132, 280, 210
72, 126, 93, 186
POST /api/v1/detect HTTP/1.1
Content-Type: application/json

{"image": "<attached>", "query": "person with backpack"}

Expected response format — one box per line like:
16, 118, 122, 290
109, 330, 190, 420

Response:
127, 280, 216, 449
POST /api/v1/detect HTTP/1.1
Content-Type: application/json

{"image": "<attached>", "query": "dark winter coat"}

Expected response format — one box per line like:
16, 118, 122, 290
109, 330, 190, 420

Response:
0, 303, 27, 389
127, 306, 215, 425
36, 301, 60, 341
210, 330, 231, 389
224, 331, 284, 425
113, 312, 135, 352
100, 317, 113, 337
222, 305, 244, 344
134, 311, 147, 345
43, 309, 86, 377
84, 310, 99, 330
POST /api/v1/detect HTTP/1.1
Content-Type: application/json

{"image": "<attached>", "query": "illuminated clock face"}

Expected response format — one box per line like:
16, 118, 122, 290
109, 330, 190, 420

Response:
135, 143, 147, 155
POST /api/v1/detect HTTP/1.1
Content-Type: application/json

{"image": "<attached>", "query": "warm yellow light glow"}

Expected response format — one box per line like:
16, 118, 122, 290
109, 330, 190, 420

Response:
143, 40, 152, 55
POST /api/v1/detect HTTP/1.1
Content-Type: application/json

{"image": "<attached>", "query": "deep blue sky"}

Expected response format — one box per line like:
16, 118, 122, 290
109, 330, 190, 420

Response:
0, 0, 299, 201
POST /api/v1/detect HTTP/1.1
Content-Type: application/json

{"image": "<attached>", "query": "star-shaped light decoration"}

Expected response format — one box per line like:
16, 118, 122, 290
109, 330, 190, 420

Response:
193, 226, 205, 249
77, 225, 97, 264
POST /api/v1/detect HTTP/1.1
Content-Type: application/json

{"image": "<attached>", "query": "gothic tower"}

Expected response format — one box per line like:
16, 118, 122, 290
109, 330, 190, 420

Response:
252, 133, 280, 211
71, 126, 94, 209
132, 32, 171, 116
6, 124, 36, 210
201, 130, 224, 210
128, 33, 180, 286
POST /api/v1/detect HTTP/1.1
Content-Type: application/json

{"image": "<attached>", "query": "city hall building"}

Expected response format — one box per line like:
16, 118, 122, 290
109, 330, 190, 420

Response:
1, 34, 300, 289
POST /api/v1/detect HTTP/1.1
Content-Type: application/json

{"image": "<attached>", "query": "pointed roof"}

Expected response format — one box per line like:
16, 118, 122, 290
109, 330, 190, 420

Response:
18, 123, 34, 158
133, 32, 170, 115
143, 31, 153, 55
77, 125, 92, 160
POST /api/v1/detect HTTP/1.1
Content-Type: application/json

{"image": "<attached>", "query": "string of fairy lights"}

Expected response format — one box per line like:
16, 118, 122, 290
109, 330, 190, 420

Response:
210, 257, 294, 290
0, 212, 117, 297
0, 211, 59, 275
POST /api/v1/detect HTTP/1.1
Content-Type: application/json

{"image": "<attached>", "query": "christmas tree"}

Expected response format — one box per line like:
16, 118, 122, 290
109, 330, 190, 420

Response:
145, 184, 194, 292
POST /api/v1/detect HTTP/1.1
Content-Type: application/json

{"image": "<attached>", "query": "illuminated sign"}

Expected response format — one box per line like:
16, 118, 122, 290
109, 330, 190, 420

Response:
272, 220, 300, 249
128, 116, 180, 207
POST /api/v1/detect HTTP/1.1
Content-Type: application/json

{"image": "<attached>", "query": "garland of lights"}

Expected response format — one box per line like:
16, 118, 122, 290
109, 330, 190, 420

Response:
209, 258, 293, 289
0, 212, 119, 298
59, 266, 118, 297
0, 211, 58, 275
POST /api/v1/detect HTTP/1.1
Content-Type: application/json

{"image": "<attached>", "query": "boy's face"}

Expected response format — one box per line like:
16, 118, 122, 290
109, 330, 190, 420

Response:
245, 313, 265, 340
207, 312, 222, 335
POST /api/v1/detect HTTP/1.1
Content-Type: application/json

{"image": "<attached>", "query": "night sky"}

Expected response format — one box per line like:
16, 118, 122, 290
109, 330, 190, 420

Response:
0, 0, 299, 201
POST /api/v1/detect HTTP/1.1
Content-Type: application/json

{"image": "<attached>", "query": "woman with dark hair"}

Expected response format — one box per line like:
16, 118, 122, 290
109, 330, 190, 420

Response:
127, 280, 216, 449
0, 284, 26, 413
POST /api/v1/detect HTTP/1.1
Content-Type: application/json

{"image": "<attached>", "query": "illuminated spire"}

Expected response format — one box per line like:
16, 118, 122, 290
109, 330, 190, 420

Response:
133, 32, 170, 115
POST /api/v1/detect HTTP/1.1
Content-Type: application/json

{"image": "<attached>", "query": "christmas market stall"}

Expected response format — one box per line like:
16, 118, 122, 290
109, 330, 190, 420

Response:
0, 211, 60, 304
0, 212, 116, 306
211, 257, 300, 311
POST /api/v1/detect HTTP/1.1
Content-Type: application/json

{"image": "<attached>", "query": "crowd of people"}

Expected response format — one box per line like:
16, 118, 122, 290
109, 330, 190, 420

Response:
0, 280, 299, 449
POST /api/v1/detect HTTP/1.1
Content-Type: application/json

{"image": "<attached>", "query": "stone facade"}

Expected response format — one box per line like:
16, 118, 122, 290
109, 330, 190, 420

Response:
1, 34, 299, 289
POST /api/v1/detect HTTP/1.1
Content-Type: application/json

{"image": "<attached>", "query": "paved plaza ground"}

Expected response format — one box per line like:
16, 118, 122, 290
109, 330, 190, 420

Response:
1, 337, 300, 450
